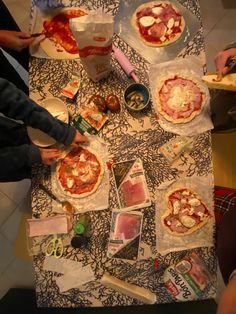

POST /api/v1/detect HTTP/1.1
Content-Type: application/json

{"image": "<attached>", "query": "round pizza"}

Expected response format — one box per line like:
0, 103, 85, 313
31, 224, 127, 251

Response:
40, 8, 87, 58
131, 1, 185, 47
56, 146, 104, 198
162, 188, 212, 236
155, 74, 206, 124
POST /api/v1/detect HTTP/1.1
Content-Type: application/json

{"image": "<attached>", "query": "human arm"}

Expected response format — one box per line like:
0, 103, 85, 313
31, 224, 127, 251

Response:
0, 78, 87, 147
217, 275, 236, 314
0, 30, 34, 51
214, 43, 236, 79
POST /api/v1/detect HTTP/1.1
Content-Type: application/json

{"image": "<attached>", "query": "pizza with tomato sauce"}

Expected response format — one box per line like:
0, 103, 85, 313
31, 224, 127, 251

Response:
56, 146, 104, 198
162, 188, 212, 236
131, 1, 185, 47
155, 74, 206, 124
40, 8, 87, 58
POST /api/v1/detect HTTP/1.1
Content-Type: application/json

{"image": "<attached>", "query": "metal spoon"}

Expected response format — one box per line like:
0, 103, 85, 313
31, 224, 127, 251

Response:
38, 183, 75, 214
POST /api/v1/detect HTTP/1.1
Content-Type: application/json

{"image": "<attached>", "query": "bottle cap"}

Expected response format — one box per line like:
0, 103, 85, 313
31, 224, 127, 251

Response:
74, 222, 85, 235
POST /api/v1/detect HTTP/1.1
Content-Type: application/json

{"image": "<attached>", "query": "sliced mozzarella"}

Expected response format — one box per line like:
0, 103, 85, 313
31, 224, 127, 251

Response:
155, 17, 161, 24
66, 178, 74, 189
188, 207, 195, 215
173, 200, 181, 214
166, 220, 171, 226
72, 168, 79, 176
139, 16, 155, 27
166, 28, 172, 35
188, 198, 201, 207
174, 21, 180, 27
152, 7, 163, 15
80, 166, 94, 183
197, 212, 209, 221
182, 190, 190, 196
79, 154, 86, 162
180, 215, 196, 228
175, 221, 182, 227
160, 35, 166, 42
180, 198, 187, 204
167, 18, 175, 29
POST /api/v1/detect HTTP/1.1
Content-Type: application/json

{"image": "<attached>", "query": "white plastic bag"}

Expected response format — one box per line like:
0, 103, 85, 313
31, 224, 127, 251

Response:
70, 10, 114, 82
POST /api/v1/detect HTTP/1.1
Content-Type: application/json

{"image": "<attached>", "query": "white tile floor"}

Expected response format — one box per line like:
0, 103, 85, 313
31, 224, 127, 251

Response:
0, 0, 235, 302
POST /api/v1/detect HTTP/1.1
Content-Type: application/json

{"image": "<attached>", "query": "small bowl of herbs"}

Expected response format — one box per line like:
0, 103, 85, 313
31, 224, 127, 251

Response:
124, 83, 150, 112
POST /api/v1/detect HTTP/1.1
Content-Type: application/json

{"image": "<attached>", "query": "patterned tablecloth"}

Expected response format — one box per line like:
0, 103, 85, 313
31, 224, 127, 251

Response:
29, 0, 216, 307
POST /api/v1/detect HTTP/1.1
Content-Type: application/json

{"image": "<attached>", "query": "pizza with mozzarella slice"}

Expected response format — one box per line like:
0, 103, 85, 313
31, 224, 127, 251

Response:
162, 188, 212, 236
56, 146, 104, 198
155, 74, 206, 124
131, 1, 185, 47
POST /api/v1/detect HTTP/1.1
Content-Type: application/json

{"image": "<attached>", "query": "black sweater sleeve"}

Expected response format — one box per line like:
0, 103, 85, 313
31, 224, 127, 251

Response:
0, 78, 76, 146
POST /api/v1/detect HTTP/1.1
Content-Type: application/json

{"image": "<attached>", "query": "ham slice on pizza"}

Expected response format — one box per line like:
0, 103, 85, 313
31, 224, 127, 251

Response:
56, 146, 104, 198
155, 74, 206, 124
162, 188, 212, 236
131, 1, 185, 47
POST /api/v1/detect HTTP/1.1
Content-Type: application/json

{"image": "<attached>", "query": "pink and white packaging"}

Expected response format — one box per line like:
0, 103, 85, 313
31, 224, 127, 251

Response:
70, 10, 114, 82
27, 215, 72, 237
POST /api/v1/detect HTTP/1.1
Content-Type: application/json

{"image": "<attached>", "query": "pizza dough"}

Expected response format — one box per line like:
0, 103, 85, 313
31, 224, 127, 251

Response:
40, 8, 87, 59
155, 74, 206, 124
131, 1, 185, 47
56, 146, 104, 198
162, 188, 212, 236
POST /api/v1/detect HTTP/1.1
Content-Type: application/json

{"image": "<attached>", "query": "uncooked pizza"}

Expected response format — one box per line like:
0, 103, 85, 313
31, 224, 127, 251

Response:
155, 74, 206, 124
42, 8, 87, 55
56, 146, 104, 198
131, 1, 185, 47
162, 188, 211, 236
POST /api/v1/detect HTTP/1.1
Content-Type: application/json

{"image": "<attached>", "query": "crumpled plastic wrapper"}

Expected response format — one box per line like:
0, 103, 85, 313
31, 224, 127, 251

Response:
51, 136, 110, 212
155, 175, 215, 255
149, 57, 214, 136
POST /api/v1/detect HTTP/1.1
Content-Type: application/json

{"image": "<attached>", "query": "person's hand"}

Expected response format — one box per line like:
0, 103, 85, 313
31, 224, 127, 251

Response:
39, 148, 61, 166
0, 30, 34, 51
70, 131, 88, 148
215, 48, 236, 80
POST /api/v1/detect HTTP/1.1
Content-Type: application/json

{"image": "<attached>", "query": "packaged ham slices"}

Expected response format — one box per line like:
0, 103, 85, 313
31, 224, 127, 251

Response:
107, 211, 143, 261
70, 10, 113, 82
112, 159, 151, 211
163, 252, 213, 301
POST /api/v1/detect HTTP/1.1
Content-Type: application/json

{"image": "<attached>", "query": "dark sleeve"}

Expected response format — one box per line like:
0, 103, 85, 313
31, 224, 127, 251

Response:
0, 144, 41, 178
0, 78, 76, 146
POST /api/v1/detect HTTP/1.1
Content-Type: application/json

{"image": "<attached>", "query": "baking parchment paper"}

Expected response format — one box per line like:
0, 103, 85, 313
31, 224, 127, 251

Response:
114, 0, 201, 64
149, 56, 213, 135
51, 136, 110, 212
155, 175, 215, 255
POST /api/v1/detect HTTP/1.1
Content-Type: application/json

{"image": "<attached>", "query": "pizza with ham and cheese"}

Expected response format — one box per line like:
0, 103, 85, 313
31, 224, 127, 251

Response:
56, 146, 104, 198
40, 8, 87, 58
131, 1, 185, 47
162, 188, 212, 236
155, 74, 206, 124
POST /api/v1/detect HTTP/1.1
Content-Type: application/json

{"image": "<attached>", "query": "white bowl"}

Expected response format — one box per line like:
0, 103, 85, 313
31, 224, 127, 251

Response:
27, 98, 69, 147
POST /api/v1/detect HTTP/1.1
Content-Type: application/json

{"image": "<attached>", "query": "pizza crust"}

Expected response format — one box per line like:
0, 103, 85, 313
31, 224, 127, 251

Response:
131, 1, 185, 47
161, 188, 212, 236
155, 74, 206, 124
56, 146, 104, 199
